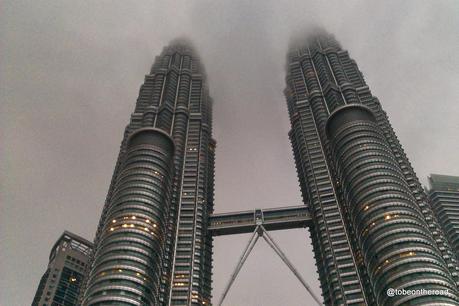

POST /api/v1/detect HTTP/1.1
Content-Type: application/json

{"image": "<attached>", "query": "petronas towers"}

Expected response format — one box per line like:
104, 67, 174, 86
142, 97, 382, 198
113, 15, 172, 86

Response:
285, 32, 459, 305
81, 42, 215, 305
77, 32, 459, 306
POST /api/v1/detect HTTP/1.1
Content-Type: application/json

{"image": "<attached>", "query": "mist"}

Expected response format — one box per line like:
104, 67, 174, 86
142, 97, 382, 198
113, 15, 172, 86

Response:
1, 1, 458, 305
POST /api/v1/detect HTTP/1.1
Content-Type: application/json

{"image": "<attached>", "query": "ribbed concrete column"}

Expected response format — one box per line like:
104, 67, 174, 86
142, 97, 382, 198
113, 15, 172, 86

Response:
326, 105, 459, 306
83, 128, 175, 305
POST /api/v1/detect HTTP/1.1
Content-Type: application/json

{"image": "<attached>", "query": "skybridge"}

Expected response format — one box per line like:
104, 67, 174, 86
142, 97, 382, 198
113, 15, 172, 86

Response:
208, 205, 312, 236
209, 205, 321, 305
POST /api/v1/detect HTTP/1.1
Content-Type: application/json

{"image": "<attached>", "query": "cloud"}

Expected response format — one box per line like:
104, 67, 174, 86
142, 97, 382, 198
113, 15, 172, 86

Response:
1, 1, 458, 305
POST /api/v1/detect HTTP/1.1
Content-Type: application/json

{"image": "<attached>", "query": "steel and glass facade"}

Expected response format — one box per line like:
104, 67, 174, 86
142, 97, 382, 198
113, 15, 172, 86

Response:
32, 231, 93, 306
285, 31, 459, 305
81, 41, 215, 306
82, 128, 176, 305
34, 32, 459, 306
428, 174, 459, 257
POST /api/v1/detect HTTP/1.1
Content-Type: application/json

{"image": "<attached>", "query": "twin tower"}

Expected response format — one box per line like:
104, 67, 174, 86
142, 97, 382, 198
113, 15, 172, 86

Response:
80, 32, 459, 306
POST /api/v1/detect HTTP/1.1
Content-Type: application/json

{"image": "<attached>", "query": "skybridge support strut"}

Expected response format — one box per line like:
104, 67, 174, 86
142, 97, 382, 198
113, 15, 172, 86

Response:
260, 225, 322, 305
217, 225, 322, 306
217, 228, 260, 306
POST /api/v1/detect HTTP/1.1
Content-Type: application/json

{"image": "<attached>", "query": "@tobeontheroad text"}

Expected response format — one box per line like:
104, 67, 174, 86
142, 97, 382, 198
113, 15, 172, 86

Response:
387, 288, 450, 297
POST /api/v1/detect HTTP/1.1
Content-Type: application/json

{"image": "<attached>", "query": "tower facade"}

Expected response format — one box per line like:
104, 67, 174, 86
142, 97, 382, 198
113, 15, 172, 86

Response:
285, 31, 459, 305
32, 231, 93, 306
81, 41, 215, 306
428, 174, 459, 257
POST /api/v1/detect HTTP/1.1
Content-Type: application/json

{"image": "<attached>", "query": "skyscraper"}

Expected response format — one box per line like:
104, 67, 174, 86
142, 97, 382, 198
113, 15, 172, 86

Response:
285, 31, 459, 305
428, 174, 459, 257
32, 231, 93, 306
81, 40, 215, 306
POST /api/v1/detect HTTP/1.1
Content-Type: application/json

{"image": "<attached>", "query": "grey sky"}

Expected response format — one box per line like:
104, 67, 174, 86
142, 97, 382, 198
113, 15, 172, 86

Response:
1, 1, 458, 305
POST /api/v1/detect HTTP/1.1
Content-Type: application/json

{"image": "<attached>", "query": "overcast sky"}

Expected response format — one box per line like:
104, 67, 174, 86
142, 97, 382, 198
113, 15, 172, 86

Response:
1, 1, 458, 305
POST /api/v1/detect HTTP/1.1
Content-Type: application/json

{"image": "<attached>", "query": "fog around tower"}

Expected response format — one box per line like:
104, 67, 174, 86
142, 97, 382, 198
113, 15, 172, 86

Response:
1, 1, 458, 305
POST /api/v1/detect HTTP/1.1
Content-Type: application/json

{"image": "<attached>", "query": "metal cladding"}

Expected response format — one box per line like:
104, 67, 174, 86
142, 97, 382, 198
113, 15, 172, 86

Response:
83, 129, 175, 305
81, 40, 215, 306
285, 30, 459, 305
286, 34, 370, 305
326, 105, 459, 305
